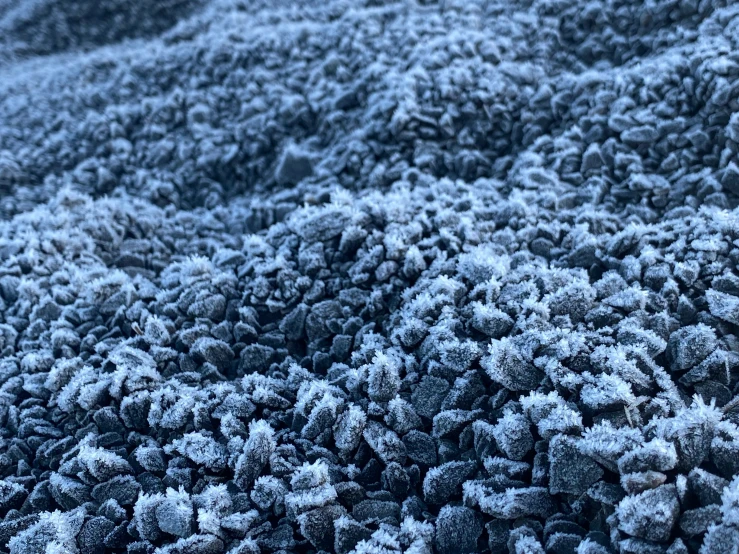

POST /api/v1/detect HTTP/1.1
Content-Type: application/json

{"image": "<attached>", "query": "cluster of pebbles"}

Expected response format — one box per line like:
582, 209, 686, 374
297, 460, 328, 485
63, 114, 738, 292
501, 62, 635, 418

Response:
2, 0, 739, 553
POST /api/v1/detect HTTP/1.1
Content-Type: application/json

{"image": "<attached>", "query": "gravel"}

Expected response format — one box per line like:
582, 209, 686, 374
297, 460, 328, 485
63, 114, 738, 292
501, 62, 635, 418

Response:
2, 0, 739, 553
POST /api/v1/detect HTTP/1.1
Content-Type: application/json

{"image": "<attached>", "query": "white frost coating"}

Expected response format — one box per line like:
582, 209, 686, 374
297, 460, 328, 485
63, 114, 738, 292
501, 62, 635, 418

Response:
721, 475, 739, 527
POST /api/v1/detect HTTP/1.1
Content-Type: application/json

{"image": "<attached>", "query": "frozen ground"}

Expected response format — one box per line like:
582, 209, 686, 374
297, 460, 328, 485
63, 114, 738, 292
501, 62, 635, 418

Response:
1, 0, 739, 553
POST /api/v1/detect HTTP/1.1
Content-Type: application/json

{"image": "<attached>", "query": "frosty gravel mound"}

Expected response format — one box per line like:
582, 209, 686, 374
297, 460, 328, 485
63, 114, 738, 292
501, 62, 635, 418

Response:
2, 0, 739, 553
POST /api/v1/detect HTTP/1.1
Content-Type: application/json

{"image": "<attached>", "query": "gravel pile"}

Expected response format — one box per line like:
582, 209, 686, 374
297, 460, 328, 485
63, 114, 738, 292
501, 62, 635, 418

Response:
2, 0, 739, 553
